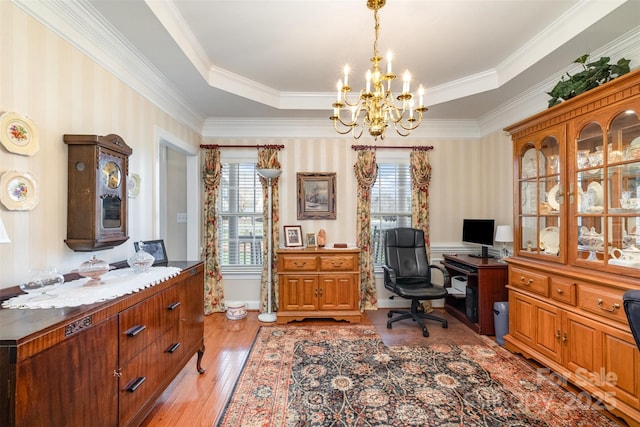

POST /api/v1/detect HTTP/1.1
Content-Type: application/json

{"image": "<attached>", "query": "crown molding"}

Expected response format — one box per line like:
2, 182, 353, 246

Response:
201, 117, 482, 139
11, 0, 205, 133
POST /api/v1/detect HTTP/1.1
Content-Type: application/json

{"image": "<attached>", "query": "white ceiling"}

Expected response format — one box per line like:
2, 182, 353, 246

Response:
16, 0, 640, 136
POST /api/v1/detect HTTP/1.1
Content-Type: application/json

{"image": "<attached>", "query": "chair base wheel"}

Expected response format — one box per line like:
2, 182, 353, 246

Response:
386, 321, 392, 329
422, 330, 429, 337
387, 312, 393, 318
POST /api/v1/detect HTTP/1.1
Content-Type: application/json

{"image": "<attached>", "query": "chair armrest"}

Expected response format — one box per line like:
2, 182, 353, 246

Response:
382, 265, 396, 284
429, 263, 450, 287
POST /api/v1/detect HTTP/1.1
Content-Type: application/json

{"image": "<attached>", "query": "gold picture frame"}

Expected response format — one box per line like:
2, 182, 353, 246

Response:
283, 225, 303, 247
306, 233, 317, 248
297, 172, 336, 220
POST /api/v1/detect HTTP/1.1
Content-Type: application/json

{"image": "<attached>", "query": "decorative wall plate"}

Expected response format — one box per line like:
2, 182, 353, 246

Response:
0, 170, 39, 210
128, 173, 140, 198
547, 184, 560, 210
540, 226, 559, 254
0, 112, 39, 156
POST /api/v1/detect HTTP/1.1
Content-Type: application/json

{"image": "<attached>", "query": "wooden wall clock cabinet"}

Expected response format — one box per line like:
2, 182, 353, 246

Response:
64, 134, 132, 251
0, 262, 205, 427
504, 68, 640, 426
276, 248, 361, 324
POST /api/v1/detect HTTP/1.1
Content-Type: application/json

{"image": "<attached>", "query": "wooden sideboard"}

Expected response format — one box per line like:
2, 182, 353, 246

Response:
0, 261, 205, 427
277, 248, 361, 324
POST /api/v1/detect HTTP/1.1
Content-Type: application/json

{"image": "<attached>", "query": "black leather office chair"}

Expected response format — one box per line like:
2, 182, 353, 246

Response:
382, 228, 449, 337
623, 290, 640, 350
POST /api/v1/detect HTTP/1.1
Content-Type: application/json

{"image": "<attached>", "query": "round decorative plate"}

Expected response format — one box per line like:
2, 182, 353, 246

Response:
128, 173, 140, 198
547, 184, 560, 210
540, 226, 559, 254
0, 112, 39, 156
0, 170, 39, 210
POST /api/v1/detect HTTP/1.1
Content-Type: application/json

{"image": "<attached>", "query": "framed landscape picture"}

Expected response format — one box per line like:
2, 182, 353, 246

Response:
297, 172, 336, 220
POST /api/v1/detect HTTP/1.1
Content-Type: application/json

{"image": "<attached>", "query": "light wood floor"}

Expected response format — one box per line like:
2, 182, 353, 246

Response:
139, 309, 627, 426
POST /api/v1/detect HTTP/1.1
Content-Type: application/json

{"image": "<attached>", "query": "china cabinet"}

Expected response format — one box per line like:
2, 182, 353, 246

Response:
504, 68, 640, 426
276, 248, 361, 324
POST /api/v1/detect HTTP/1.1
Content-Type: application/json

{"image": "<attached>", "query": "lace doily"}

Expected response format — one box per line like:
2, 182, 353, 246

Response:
2, 266, 182, 309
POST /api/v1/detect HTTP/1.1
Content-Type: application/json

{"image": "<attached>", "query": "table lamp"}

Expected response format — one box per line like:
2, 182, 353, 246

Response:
495, 225, 513, 261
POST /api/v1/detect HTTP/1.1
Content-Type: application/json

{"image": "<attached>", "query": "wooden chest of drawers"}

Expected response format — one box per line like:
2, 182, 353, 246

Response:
277, 248, 361, 324
0, 261, 205, 427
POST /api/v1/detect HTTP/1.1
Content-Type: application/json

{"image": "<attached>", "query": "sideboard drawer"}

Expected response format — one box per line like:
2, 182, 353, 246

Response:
509, 267, 549, 297
119, 286, 181, 364
319, 254, 357, 271
578, 284, 626, 324
281, 255, 318, 272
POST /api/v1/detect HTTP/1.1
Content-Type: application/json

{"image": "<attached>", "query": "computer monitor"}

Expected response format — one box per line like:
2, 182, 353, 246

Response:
462, 218, 495, 258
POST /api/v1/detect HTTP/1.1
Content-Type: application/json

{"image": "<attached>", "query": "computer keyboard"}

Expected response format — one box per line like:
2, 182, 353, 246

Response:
445, 259, 478, 273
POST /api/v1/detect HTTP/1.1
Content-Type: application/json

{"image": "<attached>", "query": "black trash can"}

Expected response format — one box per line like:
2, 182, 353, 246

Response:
493, 301, 509, 346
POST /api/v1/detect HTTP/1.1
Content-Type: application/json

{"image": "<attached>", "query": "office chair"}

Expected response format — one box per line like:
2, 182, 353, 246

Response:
623, 290, 640, 350
382, 228, 449, 337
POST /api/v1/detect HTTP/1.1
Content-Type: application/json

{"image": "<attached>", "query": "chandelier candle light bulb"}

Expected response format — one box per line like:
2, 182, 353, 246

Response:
330, 0, 427, 140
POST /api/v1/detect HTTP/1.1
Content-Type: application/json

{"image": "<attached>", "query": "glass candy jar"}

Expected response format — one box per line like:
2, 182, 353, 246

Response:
77, 255, 111, 286
128, 243, 155, 273
20, 267, 64, 300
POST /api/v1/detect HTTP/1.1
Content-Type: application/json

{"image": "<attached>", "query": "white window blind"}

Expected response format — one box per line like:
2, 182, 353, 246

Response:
218, 163, 264, 266
371, 163, 412, 265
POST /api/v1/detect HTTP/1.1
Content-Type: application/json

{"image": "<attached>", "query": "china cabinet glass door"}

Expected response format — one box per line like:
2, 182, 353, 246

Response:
572, 107, 640, 272
516, 126, 564, 262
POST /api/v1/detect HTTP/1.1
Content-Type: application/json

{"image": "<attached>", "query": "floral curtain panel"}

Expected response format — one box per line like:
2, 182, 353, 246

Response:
202, 147, 224, 314
354, 149, 378, 310
410, 148, 432, 248
257, 147, 282, 313
410, 148, 433, 313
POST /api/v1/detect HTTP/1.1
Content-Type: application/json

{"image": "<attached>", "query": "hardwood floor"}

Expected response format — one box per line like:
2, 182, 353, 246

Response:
139, 308, 626, 426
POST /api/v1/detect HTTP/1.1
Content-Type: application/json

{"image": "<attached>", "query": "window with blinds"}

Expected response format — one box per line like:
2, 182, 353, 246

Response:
218, 163, 264, 266
371, 163, 412, 265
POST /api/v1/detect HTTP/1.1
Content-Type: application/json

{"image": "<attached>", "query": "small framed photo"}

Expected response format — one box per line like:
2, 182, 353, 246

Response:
134, 240, 168, 265
306, 233, 317, 248
283, 225, 303, 247
297, 172, 336, 220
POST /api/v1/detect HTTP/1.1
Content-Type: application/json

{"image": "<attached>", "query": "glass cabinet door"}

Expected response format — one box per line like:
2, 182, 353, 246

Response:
573, 108, 640, 272
516, 127, 564, 262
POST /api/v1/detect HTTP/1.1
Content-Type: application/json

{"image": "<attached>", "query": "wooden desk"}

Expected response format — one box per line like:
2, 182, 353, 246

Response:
442, 254, 508, 335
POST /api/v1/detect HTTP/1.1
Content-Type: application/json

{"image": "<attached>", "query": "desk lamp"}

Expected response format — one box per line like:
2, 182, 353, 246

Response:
495, 225, 513, 262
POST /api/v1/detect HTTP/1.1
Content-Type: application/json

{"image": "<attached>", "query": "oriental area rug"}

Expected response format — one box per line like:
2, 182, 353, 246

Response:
216, 325, 620, 426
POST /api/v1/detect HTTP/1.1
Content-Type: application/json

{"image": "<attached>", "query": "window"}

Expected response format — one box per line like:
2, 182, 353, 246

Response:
218, 162, 264, 267
371, 163, 412, 265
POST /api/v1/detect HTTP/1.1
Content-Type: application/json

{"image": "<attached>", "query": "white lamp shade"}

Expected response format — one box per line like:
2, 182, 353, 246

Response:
0, 217, 10, 243
256, 168, 282, 179
495, 225, 513, 243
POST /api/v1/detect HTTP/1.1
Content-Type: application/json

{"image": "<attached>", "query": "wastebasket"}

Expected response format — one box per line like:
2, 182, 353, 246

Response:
493, 301, 509, 346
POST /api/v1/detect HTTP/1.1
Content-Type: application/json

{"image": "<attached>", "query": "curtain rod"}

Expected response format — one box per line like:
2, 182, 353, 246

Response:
200, 144, 284, 150
351, 145, 433, 151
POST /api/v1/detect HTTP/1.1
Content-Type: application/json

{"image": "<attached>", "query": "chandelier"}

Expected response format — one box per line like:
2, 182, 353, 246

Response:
330, 0, 427, 140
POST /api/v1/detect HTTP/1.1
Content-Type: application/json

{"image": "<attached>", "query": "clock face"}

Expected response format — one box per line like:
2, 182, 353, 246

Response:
102, 161, 122, 189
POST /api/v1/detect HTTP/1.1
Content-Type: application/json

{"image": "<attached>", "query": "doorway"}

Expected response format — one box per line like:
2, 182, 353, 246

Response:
156, 127, 200, 261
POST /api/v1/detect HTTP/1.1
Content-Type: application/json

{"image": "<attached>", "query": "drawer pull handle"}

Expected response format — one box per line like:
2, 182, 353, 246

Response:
556, 288, 564, 294
331, 259, 344, 267
189, 267, 197, 276
597, 298, 620, 312
293, 261, 307, 267
167, 342, 181, 353
519, 277, 533, 286
168, 301, 181, 311
126, 376, 146, 392
555, 330, 561, 339
562, 332, 568, 342
125, 325, 146, 337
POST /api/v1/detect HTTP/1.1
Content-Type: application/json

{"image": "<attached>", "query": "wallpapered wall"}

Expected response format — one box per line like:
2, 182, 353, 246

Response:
0, 2, 201, 288
0, 1, 513, 294
207, 132, 513, 307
